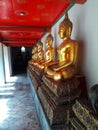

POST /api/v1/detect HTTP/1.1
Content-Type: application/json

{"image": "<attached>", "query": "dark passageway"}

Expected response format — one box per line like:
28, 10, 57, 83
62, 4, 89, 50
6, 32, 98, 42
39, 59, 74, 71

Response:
10, 47, 32, 75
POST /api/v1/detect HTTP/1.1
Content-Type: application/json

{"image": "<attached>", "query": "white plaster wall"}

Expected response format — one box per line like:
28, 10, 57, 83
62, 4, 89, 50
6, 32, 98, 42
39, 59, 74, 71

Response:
68, 0, 98, 90
41, 0, 98, 91
8, 47, 12, 76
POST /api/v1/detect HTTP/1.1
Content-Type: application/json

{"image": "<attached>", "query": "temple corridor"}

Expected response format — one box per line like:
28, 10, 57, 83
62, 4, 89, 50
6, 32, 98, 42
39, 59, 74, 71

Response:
0, 74, 41, 130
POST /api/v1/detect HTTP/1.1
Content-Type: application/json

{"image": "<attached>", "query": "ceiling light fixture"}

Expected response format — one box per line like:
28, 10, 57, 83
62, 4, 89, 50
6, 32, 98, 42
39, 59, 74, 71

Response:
15, 10, 28, 16
21, 46, 25, 52
19, 12, 25, 16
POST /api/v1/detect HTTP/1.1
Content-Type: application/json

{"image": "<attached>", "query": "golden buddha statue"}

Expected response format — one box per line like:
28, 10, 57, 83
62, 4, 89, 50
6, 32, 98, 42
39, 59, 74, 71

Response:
34, 40, 44, 67
37, 40, 44, 61
45, 13, 78, 81
37, 33, 55, 70
28, 44, 38, 65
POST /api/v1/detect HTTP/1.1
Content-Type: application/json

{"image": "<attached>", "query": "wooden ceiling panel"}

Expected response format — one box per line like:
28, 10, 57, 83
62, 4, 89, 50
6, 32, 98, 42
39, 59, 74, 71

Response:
0, 28, 45, 39
0, 0, 87, 46
1, 0, 70, 26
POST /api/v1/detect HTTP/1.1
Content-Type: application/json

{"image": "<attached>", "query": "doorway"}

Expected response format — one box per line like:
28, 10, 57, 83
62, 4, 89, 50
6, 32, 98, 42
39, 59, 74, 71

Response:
10, 46, 32, 75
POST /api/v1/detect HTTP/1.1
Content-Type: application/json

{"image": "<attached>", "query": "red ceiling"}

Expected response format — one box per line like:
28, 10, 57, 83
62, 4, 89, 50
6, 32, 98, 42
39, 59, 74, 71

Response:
0, 0, 87, 46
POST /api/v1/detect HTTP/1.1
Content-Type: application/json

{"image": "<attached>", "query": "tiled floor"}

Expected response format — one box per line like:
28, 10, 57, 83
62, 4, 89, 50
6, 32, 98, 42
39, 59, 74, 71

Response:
0, 74, 41, 130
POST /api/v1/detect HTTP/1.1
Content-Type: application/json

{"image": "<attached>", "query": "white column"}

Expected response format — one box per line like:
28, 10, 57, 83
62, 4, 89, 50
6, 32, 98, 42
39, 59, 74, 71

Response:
0, 42, 5, 84
3, 45, 11, 82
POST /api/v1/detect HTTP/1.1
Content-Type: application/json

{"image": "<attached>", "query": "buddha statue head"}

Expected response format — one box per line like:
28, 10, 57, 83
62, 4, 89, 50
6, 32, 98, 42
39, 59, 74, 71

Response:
45, 33, 53, 48
58, 12, 73, 39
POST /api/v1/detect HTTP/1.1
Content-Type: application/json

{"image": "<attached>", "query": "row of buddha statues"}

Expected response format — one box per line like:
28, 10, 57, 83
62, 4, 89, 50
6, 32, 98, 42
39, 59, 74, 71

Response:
28, 12, 78, 81
28, 12, 98, 129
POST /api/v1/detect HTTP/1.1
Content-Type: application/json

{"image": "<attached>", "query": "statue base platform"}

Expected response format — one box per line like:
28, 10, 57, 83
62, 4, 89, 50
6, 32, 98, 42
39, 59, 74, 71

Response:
42, 75, 80, 97
37, 75, 81, 125
40, 82, 81, 106
34, 67, 44, 77
28, 72, 71, 130
42, 74, 88, 99
38, 86, 73, 125
27, 66, 41, 91
28, 63, 44, 77
70, 99, 98, 130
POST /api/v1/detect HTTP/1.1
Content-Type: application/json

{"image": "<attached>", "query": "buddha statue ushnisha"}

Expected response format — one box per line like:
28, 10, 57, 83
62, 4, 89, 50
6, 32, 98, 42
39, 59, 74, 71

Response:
45, 13, 78, 81
37, 33, 55, 70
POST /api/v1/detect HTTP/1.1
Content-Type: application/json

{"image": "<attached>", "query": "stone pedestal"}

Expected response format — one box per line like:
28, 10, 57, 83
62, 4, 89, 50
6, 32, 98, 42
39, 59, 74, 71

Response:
37, 75, 81, 125
38, 85, 72, 125
42, 75, 80, 97
27, 65, 42, 91
70, 100, 98, 130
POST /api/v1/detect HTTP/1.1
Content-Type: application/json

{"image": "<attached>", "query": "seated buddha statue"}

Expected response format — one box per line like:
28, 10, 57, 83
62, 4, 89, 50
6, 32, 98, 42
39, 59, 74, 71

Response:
45, 13, 78, 81
34, 40, 44, 67
28, 44, 38, 66
37, 33, 55, 70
